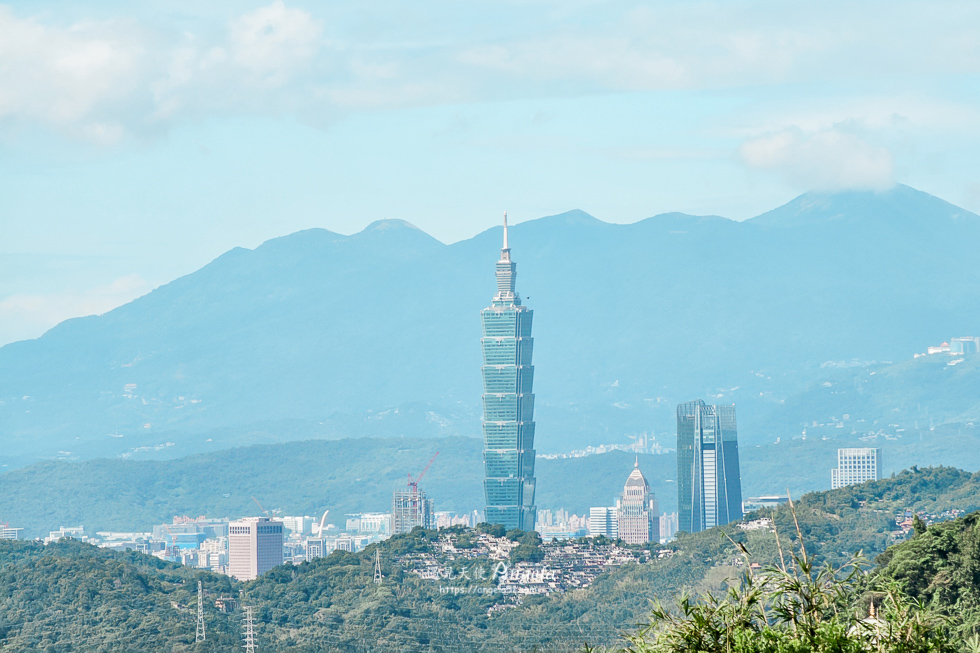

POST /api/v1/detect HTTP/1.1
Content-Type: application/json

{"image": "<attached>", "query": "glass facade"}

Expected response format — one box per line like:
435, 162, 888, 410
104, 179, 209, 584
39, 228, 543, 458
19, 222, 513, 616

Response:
481, 215, 537, 531
676, 400, 743, 534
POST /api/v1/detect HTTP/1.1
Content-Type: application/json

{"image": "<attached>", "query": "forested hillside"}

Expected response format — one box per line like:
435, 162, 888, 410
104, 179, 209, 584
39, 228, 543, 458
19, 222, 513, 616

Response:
0, 438, 676, 538
0, 540, 238, 651
3, 466, 980, 651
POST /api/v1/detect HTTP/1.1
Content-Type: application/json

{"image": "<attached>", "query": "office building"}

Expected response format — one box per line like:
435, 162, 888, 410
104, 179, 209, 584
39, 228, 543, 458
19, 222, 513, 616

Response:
391, 489, 433, 535
677, 400, 743, 533
831, 448, 881, 489
228, 517, 284, 581
589, 506, 619, 539
659, 512, 679, 542
0, 526, 23, 540
481, 213, 537, 531
616, 459, 659, 544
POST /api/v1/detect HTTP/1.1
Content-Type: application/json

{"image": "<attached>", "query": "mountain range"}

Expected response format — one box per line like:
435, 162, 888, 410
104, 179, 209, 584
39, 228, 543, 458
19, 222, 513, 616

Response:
3, 184, 980, 470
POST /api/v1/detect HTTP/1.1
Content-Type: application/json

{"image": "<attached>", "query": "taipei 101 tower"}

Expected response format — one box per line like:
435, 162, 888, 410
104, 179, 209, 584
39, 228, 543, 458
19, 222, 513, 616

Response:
480, 213, 537, 531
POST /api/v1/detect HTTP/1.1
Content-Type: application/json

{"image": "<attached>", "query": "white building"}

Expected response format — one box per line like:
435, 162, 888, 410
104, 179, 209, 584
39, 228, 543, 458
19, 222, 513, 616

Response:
280, 516, 308, 536
44, 526, 86, 544
616, 459, 659, 544
831, 448, 881, 489
1, 526, 23, 540
228, 517, 284, 581
588, 507, 618, 538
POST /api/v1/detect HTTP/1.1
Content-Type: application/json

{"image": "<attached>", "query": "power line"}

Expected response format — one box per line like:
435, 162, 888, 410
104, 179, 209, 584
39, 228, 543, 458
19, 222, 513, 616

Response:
242, 606, 256, 653
196, 580, 206, 643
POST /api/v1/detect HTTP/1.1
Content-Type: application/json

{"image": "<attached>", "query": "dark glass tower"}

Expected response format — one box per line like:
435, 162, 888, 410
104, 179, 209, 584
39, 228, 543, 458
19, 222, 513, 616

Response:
481, 213, 536, 531
676, 400, 742, 533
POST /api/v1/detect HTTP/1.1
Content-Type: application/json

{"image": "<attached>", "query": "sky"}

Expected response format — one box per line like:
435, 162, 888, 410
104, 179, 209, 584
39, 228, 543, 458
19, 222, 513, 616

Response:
1, 0, 979, 345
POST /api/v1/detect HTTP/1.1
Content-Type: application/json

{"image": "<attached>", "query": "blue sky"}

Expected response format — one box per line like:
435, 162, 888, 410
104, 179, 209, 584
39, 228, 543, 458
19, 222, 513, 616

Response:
1, 0, 979, 344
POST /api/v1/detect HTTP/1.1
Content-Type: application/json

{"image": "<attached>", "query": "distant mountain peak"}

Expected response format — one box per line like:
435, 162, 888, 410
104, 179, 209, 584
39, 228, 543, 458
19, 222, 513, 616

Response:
534, 209, 602, 225
361, 218, 425, 234
749, 184, 979, 229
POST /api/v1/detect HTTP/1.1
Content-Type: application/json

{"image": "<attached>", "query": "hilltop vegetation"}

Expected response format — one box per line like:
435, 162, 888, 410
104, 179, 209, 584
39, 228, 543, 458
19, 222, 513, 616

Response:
6, 432, 980, 541
4, 466, 980, 651
0, 539, 238, 651
0, 438, 678, 538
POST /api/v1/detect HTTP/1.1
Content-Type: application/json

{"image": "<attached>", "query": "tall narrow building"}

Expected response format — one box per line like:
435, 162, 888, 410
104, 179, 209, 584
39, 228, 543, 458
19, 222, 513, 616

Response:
481, 213, 537, 531
677, 400, 743, 533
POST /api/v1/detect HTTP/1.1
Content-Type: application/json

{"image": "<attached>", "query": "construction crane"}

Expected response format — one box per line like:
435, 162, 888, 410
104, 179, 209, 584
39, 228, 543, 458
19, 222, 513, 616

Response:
251, 496, 282, 518
407, 451, 439, 491
251, 496, 270, 517
160, 522, 179, 557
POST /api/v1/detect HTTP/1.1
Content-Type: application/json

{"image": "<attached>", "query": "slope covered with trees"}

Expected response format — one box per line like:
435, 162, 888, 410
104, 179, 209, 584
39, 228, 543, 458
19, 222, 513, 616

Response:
4, 466, 980, 651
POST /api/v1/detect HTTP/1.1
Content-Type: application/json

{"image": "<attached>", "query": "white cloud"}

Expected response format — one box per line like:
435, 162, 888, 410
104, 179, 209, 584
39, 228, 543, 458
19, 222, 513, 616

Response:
0, 6, 149, 142
0, 1, 979, 141
0, 2, 323, 140
0, 274, 150, 345
230, 1, 322, 84
739, 127, 894, 191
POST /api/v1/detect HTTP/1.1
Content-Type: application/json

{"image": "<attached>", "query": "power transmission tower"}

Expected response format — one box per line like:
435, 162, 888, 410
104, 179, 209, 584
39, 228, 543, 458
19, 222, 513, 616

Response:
242, 606, 256, 652
373, 549, 383, 584
196, 581, 206, 643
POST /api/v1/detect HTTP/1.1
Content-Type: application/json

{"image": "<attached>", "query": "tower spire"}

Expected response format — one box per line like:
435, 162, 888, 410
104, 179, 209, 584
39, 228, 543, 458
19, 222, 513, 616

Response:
501, 211, 510, 261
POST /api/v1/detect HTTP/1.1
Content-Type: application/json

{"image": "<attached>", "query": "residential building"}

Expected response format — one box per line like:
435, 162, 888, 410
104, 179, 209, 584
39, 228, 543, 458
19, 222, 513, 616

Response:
677, 400, 743, 534
227, 517, 284, 581
616, 459, 659, 544
831, 448, 881, 489
481, 213, 537, 531
588, 507, 618, 539
305, 538, 325, 561
392, 488, 433, 534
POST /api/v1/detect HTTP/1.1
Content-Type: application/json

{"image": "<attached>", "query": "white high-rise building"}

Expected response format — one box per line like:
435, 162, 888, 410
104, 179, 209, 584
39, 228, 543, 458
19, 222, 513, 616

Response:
228, 517, 284, 581
588, 507, 618, 538
831, 448, 881, 489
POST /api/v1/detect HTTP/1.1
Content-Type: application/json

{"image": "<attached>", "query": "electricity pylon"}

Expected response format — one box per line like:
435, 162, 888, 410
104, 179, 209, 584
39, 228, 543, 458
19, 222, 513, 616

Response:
196, 580, 206, 643
373, 549, 383, 584
242, 606, 256, 652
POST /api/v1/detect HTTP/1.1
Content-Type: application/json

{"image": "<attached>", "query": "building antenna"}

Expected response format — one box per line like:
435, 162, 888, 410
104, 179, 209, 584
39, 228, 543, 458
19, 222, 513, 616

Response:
242, 605, 256, 653
373, 549, 383, 585
196, 580, 206, 642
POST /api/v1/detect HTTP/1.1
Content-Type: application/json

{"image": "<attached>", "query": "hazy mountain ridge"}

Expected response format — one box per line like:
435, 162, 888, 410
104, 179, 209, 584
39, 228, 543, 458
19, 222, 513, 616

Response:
4, 185, 980, 468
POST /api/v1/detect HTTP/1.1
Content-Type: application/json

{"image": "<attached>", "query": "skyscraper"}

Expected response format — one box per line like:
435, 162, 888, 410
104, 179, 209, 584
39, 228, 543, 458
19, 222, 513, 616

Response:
831, 448, 880, 489
616, 459, 659, 544
228, 517, 283, 581
481, 213, 537, 531
677, 400, 743, 533
391, 488, 434, 534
